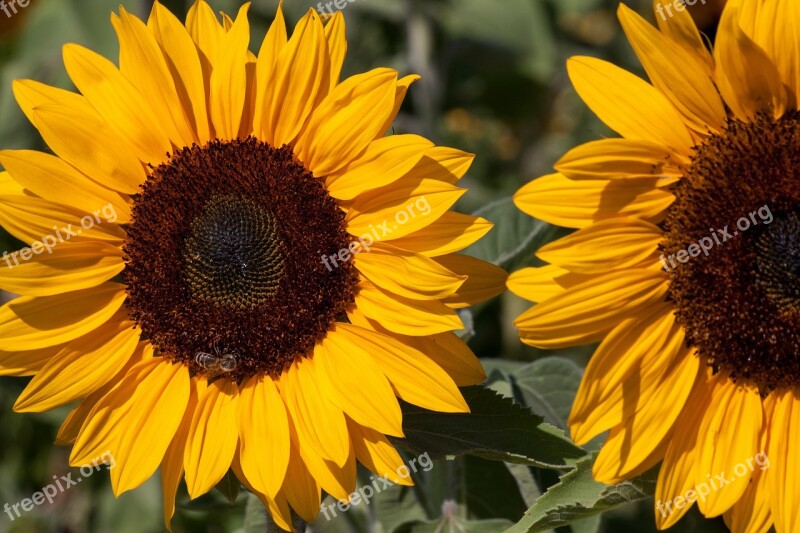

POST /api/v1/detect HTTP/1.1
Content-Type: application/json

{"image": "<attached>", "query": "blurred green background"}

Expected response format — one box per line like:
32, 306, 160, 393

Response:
0, 0, 732, 532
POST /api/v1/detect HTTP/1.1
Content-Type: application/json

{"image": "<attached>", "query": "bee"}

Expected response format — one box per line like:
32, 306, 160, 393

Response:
195, 340, 240, 378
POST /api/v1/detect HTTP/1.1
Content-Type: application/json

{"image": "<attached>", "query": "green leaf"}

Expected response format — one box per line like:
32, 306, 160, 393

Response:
393, 386, 587, 470
510, 357, 584, 429
505, 457, 658, 533
215, 469, 242, 505
244, 492, 270, 532
463, 197, 561, 270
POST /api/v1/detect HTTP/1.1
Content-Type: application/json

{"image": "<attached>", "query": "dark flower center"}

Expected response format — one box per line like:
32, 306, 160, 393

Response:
123, 138, 358, 379
664, 111, 800, 392
182, 194, 284, 309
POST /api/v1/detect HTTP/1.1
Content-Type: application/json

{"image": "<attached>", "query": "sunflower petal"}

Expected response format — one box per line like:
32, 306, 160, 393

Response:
62, 43, 172, 165
333, 323, 468, 413
514, 174, 674, 229
237, 375, 290, 498
319, 324, 404, 436
0, 241, 124, 297
14, 312, 140, 412
0, 149, 131, 223
297, 68, 398, 176
70, 358, 190, 496
184, 378, 240, 499
567, 56, 694, 152
714, 4, 788, 120
355, 280, 463, 335
31, 104, 145, 195
280, 354, 351, 467
515, 269, 669, 349
0, 284, 127, 351
148, 0, 211, 142
326, 134, 434, 201
209, 4, 250, 140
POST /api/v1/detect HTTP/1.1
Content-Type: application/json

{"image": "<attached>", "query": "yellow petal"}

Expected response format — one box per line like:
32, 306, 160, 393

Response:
12, 78, 93, 127
161, 376, 198, 531
237, 375, 290, 498
536, 217, 662, 274
346, 179, 466, 240
253, 1, 287, 134
333, 323, 469, 413
261, 9, 329, 146
280, 355, 351, 467
325, 11, 347, 90
14, 312, 139, 412
186, 0, 223, 70
592, 348, 700, 483
0, 149, 131, 223
515, 269, 668, 349
379, 74, 419, 136
514, 173, 674, 229
62, 43, 172, 165
347, 418, 413, 486
567, 56, 694, 153
554, 138, 683, 182
148, 0, 211, 143
0, 283, 127, 351
354, 242, 466, 300
230, 451, 295, 533
0, 345, 59, 377
695, 380, 763, 517
618, 4, 726, 134
347, 307, 486, 387
436, 254, 507, 308
654, 372, 715, 529
390, 212, 493, 257
326, 134, 434, 201
294, 420, 356, 502
568, 302, 679, 444
281, 434, 321, 523
765, 0, 800, 104
0, 241, 123, 297
296, 68, 397, 176
0, 188, 126, 246
210, 4, 250, 140
31, 104, 145, 195
653, 0, 713, 70
319, 324, 404, 436
714, 4, 787, 120
723, 419, 772, 533
184, 378, 240, 499
56, 342, 152, 446
114, 6, 197, 147
355, 280, 463, 335
767, 389, 800, 533
70, 358, 190, 496
506, 264, 593, 303
407, 146, 474, 185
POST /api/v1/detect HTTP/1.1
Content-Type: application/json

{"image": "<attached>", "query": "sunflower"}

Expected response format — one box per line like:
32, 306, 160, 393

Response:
509, 1, 800, 532
0, 1, 506, 529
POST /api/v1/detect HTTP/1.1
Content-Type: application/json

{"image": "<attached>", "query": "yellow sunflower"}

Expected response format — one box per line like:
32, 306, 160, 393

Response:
509, 1, 800, 532
0, 1, 506, 529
